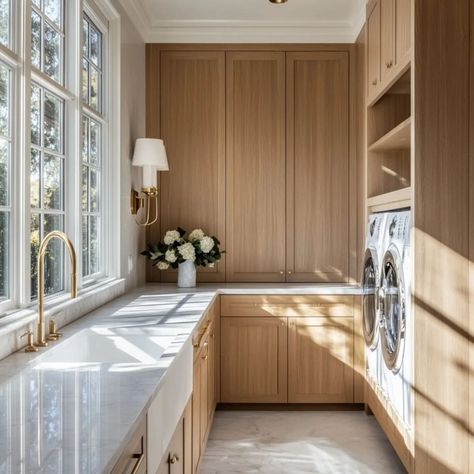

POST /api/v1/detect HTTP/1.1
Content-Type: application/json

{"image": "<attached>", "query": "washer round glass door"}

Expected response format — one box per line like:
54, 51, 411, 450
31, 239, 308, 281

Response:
380, 248, 406, 373
362, 248, 380, 349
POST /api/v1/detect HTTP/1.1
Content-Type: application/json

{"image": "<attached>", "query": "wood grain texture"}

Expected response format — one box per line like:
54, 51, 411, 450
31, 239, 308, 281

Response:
288, 317, 354, 403
160, 51, 226, 282
367, 0, 381, 99
380, 0, 394, 84
470, 3, 474, 472
220, 316, 288, 403
220, 295, 354, 318
395, 0, 412, 68
355, 25, 367, 404
226, 52, 286, 282
286, 52, 351, 283
413, 0, 470, 472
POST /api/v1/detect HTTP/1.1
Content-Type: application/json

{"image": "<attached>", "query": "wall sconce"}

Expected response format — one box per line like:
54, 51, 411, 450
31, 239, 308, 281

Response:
131, 138, 169, 226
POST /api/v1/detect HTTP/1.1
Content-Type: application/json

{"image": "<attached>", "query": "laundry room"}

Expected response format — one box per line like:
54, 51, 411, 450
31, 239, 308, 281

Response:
0, 1, 472, 473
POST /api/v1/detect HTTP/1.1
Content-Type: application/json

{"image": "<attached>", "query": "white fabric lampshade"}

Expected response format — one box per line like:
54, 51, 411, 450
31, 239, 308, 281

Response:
132, 138, 169, 170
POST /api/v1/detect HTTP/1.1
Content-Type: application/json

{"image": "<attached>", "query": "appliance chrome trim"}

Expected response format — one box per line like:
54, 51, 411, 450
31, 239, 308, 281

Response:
380, 246, 406, 374
362, 247, 381, 350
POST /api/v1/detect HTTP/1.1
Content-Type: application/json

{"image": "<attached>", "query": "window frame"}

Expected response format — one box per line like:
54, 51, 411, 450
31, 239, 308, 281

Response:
0, 0, 121, 318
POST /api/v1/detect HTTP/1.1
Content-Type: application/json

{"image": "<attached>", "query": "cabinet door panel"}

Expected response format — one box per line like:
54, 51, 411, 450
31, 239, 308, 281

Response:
226, 52, 286, 282
221, 317, 287, 403
199, 340, 209, 446
288, 317, 354, 403
287, 52, 350, 283
192, 360, 201, 473
160, 51, 225, 282
367, 1, 381, 96
380, 0, 395, 82
395, 0, 411, 67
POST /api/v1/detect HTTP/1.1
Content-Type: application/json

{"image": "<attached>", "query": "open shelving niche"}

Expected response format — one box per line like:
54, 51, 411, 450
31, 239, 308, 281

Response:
366, 68, 412, 212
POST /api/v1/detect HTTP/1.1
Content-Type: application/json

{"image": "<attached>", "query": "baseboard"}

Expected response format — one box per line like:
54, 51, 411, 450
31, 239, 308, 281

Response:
216, 403, 365, 411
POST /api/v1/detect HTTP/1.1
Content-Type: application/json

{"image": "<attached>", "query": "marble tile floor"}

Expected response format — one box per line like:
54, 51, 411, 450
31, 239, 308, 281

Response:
200, 410, 406, 474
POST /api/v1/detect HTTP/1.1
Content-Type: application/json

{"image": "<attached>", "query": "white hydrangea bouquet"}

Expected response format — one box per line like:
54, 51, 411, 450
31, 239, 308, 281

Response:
141, 227, 224, 287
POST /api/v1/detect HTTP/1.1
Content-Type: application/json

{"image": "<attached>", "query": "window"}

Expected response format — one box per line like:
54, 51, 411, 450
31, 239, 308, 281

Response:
81, 12, 104, 280
0, 1, 119, 316
30, 84, 65, 299
0, 62, 11, 301
31, 0, 65, 84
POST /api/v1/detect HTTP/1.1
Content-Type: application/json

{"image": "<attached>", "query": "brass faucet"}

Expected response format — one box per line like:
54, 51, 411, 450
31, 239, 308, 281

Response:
36, 231, 77, 347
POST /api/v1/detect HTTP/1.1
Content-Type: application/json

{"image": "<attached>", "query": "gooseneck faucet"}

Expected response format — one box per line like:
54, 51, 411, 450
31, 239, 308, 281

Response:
37, 231, 77, 347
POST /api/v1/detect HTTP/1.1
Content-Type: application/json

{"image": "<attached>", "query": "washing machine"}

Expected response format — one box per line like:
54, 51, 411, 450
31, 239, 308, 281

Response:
362, 213, 389, 388
379, 210, 412, 431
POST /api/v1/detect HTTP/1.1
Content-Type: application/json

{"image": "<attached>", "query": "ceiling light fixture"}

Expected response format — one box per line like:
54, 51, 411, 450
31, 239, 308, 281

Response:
269, 0, 288, 4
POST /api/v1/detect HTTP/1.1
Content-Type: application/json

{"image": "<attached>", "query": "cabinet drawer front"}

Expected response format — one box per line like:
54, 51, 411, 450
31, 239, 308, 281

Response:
221, 295, 354, 317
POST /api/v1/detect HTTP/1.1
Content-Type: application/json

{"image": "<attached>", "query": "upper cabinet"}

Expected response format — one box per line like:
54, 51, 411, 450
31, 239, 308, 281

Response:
367, 1, 381, 98
226, 52, 286, 282
160, 51, 226, 282
367, 0, 412, 104
286, 52, 351, 283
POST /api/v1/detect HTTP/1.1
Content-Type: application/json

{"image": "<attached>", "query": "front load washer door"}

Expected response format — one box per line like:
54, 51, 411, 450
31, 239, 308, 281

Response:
380, 246, 406, 373
362, 248, 380, 350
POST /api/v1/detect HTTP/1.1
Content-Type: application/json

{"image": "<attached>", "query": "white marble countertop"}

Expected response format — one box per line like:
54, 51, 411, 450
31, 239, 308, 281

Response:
0, 283, 360, 473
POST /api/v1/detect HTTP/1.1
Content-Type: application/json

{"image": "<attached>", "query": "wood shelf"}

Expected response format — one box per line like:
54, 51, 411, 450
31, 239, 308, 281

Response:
367, 187, 412, 212
368, 117, 411, 153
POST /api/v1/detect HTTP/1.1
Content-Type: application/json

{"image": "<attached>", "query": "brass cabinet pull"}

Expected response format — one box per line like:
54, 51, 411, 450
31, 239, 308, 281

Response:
202, 354, 208, 361
170, 454, 179, 464
279, 270, 284, 275
372, 79, 377, 86
130, 453, 145, 474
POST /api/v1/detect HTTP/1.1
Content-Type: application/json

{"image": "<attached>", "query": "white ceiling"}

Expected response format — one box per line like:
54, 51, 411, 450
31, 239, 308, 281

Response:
119, 0, 366, 43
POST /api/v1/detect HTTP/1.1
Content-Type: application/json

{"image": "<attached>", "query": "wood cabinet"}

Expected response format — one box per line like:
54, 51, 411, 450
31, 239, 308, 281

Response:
286, 52, 351, 283
159, 51, 226, 282
367, 0, 412, 103
288, 317, 354, 403
191, 303, 219, 472
157, 417, 185, 474
220, 316, 288, 403
367, 0, 381, 97
111, 418, 147, 474
226, 52, 286, 282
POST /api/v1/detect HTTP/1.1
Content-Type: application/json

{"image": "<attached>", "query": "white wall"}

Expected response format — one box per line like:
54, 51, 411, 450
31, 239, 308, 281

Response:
113, 0, 147, 291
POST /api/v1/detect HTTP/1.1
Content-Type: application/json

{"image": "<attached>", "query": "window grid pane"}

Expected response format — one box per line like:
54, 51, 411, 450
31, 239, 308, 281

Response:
82, 15, 102, 113
31, 1, 65, 85
30, 83, 65, 300
81, 114, 101, 277
0, 0, 10, 49
0, 61, 11, 302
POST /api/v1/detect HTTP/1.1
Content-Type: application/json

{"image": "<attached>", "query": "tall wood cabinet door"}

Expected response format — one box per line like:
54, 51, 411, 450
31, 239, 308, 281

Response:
367, 0, 381, 96
207, 322, 217, 419
394, 0, 411, 68
160, 52, 226, 282
220, 317, 288, 403
380, 0, 395, 82
288, 317, 354, 403
199, 340, 209, 446
226, 52, 286, 282
286, 52, 350, 283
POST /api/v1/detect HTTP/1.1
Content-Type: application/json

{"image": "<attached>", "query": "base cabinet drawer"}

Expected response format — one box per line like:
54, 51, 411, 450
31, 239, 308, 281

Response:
111, 418, 147, 474
220, 317, 288, 403
288, 317, 354, 403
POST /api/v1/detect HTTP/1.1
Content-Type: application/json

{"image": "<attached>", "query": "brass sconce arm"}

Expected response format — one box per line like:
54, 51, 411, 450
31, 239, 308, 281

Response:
130, 187, 160, 227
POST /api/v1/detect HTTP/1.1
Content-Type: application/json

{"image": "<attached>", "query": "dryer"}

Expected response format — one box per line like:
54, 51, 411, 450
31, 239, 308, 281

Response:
362, 213, 389, 388
379, 210, 412, 431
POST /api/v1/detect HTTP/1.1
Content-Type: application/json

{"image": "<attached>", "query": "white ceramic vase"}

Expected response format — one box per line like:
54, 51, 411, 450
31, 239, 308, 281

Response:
177, 260, 197, 288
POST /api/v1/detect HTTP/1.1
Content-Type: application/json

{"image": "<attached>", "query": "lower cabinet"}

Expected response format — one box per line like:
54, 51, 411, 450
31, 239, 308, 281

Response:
111, 418, 147, 474
192, 302, 219, 473
288, 317, 354, 403
220, 296, 355, 404
220, 317, 288, 403
157, 415, 185, 474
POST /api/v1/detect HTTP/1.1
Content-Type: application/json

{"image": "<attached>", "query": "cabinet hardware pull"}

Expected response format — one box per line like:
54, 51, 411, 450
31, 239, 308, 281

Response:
372, 79, 377, 86
170, 454, 179, 464
279, 270, 284, 275
288, 271, 292, 275
130, 453, 145, 474
202, 354, 208, 361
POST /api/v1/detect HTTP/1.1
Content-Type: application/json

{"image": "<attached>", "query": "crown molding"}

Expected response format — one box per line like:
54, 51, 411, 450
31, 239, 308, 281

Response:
119, 0, 367, 44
